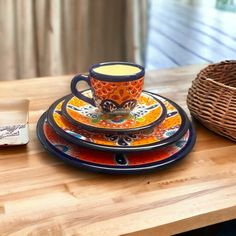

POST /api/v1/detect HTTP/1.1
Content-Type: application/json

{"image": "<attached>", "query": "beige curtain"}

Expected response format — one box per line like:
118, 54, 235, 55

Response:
126, 0, 148, 65
0, 0, 147, 81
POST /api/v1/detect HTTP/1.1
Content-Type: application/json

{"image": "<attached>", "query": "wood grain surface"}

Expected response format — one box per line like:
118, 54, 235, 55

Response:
1, 64, 236, 236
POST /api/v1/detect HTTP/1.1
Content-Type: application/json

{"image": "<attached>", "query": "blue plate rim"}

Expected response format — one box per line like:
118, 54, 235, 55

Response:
60, 90, 168, 133
37, 112, 196, 174
48, 91, 189, 152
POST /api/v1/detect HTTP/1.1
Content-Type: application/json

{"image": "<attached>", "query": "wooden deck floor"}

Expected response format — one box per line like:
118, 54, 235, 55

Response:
146, 0, 236, 69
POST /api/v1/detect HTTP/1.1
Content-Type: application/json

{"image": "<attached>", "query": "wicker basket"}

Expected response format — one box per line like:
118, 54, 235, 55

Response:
187, 60, 236, 141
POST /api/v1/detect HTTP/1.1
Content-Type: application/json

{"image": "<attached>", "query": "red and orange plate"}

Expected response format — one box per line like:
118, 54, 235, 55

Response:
47, 92, 189, 152
36, 91, 196, 174
37, 113, 195, 174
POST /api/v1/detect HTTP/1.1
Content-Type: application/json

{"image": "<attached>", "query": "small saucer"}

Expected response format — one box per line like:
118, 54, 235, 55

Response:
37, 113, 196, 174
47, 93, 189, 152
61, 90, 167, 133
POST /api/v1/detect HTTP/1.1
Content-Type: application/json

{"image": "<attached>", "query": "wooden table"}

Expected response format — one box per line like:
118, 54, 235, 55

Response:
1, 64, 236, 236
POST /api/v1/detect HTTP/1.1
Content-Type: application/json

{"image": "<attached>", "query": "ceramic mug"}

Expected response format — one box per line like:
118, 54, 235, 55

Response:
71, 62, 145, 113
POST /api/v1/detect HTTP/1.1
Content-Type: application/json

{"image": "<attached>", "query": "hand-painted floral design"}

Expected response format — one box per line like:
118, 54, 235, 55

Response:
50, 95, 184, 148
105, 133, 138, 146
64, 91, 165, 131
42, 120, 191, 167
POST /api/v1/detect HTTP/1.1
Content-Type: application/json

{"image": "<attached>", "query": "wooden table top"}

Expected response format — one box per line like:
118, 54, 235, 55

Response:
1, 64, 236, 236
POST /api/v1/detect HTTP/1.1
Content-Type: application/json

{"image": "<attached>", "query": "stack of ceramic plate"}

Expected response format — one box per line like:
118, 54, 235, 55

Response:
37, 90, 196, 174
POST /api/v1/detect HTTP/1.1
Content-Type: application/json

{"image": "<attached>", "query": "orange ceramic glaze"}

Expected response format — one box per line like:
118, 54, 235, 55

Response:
131, 112, 181, 146
44, 123, 115, 164
64, 91, 165, 132
52, 95, 182, 148
90, 77, 144, 105
70, 62, 145, 113
43, 121, 190, 166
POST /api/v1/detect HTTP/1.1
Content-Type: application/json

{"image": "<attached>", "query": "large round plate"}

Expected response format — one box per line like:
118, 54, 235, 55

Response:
48, 93, 189, 152
61, 90, 167, 133
37, 113, 196, 174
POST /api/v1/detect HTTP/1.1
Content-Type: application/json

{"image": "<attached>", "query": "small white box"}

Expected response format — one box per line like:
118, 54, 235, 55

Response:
0, 99, 29, 146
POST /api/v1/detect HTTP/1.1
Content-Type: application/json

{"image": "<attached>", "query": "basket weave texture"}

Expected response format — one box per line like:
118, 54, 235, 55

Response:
187, 60, 236, 141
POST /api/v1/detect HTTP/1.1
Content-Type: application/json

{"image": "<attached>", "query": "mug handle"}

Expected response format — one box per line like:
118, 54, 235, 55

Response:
70, 74, 96, 106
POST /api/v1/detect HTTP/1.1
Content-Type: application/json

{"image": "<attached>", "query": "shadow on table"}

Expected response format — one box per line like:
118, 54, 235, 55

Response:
176, 219, 236, 236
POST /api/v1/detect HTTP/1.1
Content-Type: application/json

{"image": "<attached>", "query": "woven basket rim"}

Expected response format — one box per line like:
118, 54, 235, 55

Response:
204, 77, 236, 91
187, 60, 236, 141
197, 60, 236, 91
